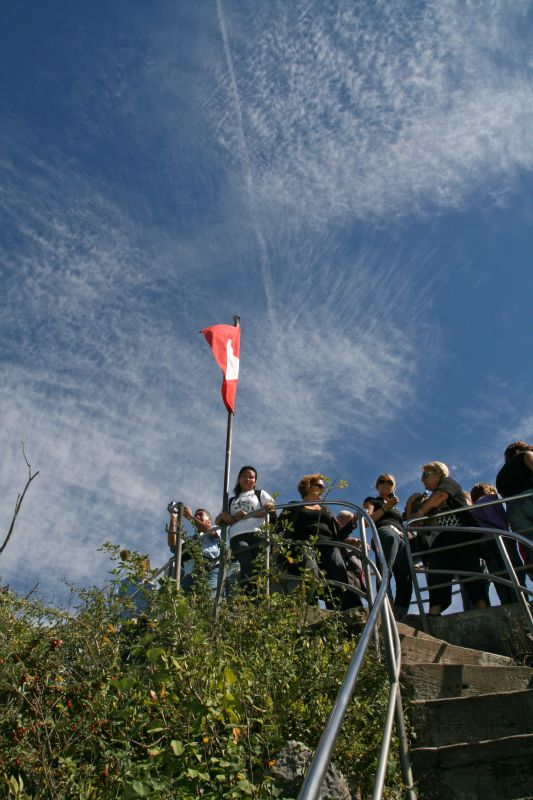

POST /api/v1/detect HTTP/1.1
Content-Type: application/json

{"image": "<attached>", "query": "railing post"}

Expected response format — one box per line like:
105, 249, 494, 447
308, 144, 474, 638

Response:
402, 531, 429, 633
494, 532, 533, 639
172, 502, 184, 589
374, 599, 416, 800
359, 514, 375, 611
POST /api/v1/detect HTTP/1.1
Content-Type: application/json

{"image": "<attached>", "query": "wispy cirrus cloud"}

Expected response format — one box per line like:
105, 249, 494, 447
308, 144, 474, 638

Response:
211, 0, 533, 224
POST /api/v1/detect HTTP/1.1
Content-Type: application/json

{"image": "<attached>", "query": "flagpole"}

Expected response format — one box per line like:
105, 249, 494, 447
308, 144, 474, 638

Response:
215, 315, 240, 612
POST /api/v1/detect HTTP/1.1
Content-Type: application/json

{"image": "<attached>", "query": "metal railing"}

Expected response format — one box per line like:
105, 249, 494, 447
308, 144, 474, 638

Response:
175, 499, 415, 800
403, 490, 533, 637
284, 502, 414, 800
149, 489, 532, 800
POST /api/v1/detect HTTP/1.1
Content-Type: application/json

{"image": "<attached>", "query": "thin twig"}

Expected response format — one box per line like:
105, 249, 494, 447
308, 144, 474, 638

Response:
0, 441, 40, 556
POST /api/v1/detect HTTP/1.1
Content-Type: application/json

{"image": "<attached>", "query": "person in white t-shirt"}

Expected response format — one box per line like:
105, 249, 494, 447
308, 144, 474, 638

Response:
216, 465, 274, 589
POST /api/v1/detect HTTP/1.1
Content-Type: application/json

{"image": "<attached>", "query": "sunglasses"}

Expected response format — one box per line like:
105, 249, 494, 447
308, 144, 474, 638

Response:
377, 479, 393, 485
312, 483, 325, 490
421, 471, 435, 479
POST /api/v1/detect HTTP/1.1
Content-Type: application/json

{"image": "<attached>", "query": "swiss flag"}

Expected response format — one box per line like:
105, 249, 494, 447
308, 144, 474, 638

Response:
200, 324, 241, 414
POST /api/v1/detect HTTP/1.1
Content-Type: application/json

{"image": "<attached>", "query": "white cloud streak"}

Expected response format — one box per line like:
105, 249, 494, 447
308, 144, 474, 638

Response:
210, 0, 533, 224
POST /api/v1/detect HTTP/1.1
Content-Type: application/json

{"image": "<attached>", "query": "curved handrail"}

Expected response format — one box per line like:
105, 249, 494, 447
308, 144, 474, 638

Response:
403, 490, 533, 635
270, 500, 416, 800
408, 489, 533, 526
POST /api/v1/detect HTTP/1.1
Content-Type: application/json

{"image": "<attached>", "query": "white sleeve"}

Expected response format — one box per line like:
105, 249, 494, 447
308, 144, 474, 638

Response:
260, 490, 274, 505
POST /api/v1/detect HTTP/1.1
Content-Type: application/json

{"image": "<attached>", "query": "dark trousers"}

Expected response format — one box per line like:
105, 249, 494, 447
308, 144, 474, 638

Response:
316, 543, 363, 609
479, 536, 525, 605
426, 529, 488, 610
374, 525, 412, 610
281, 541, 363, 609
230, 532, 263, 590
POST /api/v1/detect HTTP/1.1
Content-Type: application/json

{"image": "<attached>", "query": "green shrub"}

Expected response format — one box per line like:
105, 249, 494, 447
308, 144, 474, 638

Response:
0, 549, 398, 799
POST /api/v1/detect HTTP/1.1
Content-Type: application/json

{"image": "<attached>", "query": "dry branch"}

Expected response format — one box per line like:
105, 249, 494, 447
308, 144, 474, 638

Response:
0, 442, 40, 556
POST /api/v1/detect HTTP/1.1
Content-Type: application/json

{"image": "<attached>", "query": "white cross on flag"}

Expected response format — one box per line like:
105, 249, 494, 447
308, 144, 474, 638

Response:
200, 324, 241, 414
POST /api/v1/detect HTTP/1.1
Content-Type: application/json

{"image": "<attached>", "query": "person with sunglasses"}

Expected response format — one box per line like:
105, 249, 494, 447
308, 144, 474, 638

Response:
276, 474, 362, 609
407, 462, 488, 616
363, 474, 412, 619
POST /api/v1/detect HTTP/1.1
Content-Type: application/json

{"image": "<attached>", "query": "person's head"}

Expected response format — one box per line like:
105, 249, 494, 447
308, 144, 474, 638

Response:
421, 461, 448, 492
297, 473, 326, 499
470, 483, 497, 504
194, 508, 212, 525
405, 492, 428, 515
336, 510, 354, 526
503, 441, 533, 462
234, 466, 258, 496
375, 473, 396, 497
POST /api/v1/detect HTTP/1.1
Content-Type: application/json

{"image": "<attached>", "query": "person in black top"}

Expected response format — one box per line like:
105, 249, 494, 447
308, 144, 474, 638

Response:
407, 462, 488, 616
363, 474, 412, 619
277, 474, 362, 609
496, 441, 533, 574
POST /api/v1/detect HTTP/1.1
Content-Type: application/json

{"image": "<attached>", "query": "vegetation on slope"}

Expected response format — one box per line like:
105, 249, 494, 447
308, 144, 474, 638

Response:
0, 549, 399, 799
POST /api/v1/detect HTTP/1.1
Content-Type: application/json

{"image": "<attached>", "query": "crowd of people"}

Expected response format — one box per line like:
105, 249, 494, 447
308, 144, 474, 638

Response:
166, 441, 533, 618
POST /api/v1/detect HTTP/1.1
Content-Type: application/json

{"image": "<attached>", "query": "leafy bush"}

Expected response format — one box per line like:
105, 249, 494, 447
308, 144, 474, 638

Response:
0, 549, 398, 799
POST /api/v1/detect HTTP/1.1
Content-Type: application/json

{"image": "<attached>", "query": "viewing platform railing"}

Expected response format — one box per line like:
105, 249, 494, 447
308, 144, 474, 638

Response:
403, 490, 533, 637
157, 490, 533, 800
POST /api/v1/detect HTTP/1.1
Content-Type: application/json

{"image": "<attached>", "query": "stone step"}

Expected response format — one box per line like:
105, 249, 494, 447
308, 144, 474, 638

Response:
400, 630, 515, 666
410, 688, 533, 747
405, 602, 533, 658
410, 733, 533, 800
401, 663, 533, 700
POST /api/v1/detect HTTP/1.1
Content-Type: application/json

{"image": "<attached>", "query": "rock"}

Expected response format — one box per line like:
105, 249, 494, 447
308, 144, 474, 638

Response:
269, 740, 352, 799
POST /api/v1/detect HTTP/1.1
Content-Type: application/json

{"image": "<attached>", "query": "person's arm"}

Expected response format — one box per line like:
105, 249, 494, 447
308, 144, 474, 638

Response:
247, 491, 275, 518
407, 490, 449, 520
216, 510, 246, 525
363, 496, 399, 524
167, 504, 192, 547
337, 513, 357, 536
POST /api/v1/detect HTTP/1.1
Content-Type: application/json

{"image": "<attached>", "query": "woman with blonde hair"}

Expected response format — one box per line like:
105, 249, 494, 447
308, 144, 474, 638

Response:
407, 462, 488, 615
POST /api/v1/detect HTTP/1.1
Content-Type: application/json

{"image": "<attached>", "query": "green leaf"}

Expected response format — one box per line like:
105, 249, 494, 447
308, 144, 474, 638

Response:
170, 739, 184, 756
116, 676, 135, 691
146, 646, 166, 661
224, 667, 236, 685
132, 781, 149, 796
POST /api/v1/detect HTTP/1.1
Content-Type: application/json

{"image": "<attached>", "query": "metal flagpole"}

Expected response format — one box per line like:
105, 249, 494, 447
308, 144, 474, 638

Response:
214, 315, 240, 614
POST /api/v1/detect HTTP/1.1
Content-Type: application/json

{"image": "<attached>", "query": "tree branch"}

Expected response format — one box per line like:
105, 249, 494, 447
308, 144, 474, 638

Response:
0, 442, 40, 556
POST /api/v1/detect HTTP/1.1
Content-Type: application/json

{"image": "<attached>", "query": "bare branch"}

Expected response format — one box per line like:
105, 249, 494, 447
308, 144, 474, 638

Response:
0, 442, 40, 556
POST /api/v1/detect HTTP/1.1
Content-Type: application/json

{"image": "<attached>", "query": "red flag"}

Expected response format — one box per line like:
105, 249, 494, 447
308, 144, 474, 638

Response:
200, 324, 241, 413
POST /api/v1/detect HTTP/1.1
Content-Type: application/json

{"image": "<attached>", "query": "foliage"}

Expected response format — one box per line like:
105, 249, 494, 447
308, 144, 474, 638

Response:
0, 548, 398, 799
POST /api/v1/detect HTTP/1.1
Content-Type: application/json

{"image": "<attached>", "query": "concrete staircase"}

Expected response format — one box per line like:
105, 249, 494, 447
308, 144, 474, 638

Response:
398, 607, 533, 799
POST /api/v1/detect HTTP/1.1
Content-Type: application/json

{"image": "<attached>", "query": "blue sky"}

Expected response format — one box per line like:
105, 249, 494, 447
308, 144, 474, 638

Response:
1, 0, 532, 604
